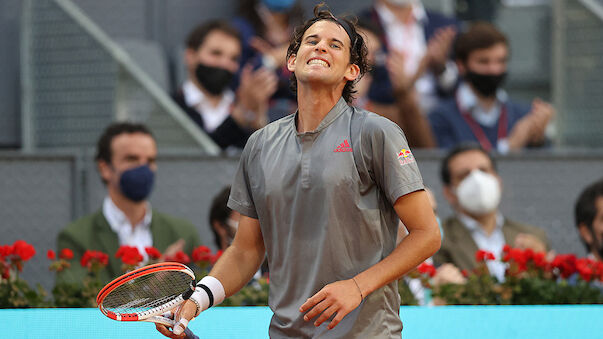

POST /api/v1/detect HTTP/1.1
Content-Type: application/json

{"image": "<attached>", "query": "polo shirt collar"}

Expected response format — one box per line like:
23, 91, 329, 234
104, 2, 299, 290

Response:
294, 97, 349, 135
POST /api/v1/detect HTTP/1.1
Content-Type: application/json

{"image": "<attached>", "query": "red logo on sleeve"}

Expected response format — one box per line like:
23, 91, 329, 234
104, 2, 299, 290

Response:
334, 139, 353, 152
397, 148, 415, 166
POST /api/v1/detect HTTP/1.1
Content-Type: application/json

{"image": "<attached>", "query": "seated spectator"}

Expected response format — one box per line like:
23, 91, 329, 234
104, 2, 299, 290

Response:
358, 0, 459, 113
354, 17, 436, 148
56, 123, 201, 285
428, 22, 554, 152
173, 20, 277, 150
433, 143, 549, 281
575, 178, 603, 262
208, 186, 240, 251
231, 0, 305, 121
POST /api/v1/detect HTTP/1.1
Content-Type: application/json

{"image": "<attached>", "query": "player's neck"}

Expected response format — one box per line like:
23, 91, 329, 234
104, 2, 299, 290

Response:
108, 189, 148, 227
296, 85, 342, 133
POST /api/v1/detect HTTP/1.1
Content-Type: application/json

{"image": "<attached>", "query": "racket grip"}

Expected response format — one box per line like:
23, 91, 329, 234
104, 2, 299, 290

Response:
182, 286, 195, 300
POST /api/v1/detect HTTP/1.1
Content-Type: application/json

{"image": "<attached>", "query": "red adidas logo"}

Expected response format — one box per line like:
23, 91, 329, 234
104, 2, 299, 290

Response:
334, 139, 353, 152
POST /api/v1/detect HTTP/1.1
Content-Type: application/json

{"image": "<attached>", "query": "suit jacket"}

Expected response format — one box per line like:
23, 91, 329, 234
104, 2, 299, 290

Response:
433, 215, 549, 271
56, 209, 202, 285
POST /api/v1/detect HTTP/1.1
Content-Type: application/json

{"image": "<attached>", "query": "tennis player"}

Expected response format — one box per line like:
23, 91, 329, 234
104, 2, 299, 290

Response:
158, 5, 441, 338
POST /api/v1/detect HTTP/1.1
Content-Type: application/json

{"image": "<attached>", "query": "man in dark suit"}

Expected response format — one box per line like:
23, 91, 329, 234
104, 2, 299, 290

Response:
56, 122, 201, 285
433, 143, 549, 281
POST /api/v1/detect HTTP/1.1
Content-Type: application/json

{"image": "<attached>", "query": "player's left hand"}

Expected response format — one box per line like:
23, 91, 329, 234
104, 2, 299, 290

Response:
299, 279, 362, 330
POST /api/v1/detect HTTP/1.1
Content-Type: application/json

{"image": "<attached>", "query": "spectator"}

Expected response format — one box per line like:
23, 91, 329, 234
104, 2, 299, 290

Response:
173, 20, 277, 150
354, 17, 436, 148
575, 178, 603, 262
208, 186, 240, 251
428, 22, 554, 152
358, 0, 459, 113
56, 122, 202, 285
433, 143, 549, 281
231, 0, 305, 122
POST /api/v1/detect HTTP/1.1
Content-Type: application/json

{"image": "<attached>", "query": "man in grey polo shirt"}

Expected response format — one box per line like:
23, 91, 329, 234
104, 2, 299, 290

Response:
160, 5, 441, 339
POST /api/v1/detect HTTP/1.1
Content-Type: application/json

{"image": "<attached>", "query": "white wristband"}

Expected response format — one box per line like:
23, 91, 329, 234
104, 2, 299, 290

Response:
190, 276, 226, 313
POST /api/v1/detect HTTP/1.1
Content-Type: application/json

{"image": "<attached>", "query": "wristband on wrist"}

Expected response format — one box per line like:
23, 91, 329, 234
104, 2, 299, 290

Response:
189, 276, 226, 315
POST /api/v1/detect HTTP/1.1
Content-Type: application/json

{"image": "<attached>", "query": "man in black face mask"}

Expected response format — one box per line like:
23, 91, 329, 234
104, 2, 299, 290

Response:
56, 122, 202, 285
575, 179, 603, 262
428, 22, 554, 153
173, 20, 278, 150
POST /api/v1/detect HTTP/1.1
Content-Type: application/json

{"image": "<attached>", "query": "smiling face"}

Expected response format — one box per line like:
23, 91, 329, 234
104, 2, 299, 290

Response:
287, 20, 359, 91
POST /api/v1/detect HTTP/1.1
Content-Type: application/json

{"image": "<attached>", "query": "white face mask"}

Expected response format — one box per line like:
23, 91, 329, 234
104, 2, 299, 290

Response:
386, 0, 417, 7
455, 170, 501, 216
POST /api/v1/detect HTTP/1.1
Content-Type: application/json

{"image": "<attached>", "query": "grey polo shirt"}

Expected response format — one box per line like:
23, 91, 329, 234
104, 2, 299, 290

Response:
228, 97, 424, 338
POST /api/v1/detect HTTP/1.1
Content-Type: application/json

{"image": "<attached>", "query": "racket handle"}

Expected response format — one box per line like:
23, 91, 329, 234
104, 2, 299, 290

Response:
145, 315, 176, 327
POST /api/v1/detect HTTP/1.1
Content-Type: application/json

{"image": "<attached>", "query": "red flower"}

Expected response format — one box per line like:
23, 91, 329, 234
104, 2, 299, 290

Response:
166, 251, 190, 264
115, 246, 143, 266
59, 248, 74, 260
210, 250, 224, 265
417, 262, 437, 278
12, 240, 36, 261
551, 254, 577, 279
461, 269, 469, 278
532, 252, 548, 270
80, 250, 109, 269
475, 249, 496, 263
0, 244, 13, 258
47, 250, 56, 260
191, 246, 212, 263
145, 247, 162, 260
576, 258, 596, 282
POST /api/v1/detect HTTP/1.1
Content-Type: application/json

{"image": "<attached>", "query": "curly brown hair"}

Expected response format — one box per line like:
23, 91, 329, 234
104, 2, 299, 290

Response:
285, 3, 369, 103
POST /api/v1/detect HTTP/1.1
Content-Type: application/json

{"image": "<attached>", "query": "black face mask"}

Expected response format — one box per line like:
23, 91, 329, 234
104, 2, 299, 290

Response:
465, 71, 507, 98
194, 63, 234, 96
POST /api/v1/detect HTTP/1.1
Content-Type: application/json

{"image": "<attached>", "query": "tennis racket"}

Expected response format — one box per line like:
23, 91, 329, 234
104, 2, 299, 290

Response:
97, 262, 195, 326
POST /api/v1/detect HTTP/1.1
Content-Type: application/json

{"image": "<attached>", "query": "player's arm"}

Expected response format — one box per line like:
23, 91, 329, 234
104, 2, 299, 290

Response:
301, 190, 440, 329
160, 215, 265, 336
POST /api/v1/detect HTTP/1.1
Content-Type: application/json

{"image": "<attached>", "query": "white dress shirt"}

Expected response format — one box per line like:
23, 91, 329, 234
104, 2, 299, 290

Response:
375, 2, 457, 113
458, 212, 507, 282
103, 196, 153, 262
182, 80, 235, 133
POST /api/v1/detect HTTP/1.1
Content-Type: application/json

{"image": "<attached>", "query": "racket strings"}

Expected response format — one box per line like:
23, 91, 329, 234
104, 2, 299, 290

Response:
102, 270, 192, 315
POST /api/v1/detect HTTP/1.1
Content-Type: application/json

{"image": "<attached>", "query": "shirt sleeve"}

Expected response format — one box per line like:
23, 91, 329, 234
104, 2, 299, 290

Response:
360, 114, 424, 205
227, 131, 260, 219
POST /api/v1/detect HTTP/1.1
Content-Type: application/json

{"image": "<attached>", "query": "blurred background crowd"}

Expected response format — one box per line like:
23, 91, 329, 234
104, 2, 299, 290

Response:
1, 0, 602, 306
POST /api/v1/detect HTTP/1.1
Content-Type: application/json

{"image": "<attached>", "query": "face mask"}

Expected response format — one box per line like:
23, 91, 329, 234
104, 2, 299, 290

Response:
195, 63, 234, 96
455, 170, 501, 216
262, 0, 296, 12
119, 165, 155, 202
465, 71, 507, 97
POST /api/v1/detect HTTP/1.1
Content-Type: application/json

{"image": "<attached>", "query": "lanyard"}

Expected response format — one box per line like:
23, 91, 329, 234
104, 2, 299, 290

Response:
456, 97, 508, 152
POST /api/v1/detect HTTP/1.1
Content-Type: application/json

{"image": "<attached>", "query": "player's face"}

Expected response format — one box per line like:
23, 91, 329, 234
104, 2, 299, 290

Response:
461, 42, 508, 76
100, 133, 157, 187
191, 30, 241, 74
287, 20, 359, 88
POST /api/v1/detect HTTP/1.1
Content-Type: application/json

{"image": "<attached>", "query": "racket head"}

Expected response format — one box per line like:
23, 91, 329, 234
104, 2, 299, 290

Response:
97, 262, 195, 322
